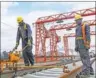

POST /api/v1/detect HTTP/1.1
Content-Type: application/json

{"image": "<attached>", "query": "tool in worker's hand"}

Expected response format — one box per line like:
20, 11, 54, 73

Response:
12, 44, 28, 53
21, 45, 29, 52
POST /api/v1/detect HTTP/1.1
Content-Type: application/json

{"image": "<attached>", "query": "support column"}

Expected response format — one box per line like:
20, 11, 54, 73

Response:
50, 30, 58, 61
63, 36, 69, 56
40, 24, 46, 62
35, 24, 41, 63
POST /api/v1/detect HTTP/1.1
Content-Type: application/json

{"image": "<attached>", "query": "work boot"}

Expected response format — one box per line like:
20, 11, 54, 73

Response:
31, 64, 34, 66
76, 74, 80, 78
25, 64, 29, 66
80, 75, 90, 78
90, 72, 94, 75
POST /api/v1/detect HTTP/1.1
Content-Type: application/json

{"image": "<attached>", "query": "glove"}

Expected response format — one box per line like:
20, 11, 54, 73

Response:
85, 41, 90, 50
27, 39, 31, 46
13, 43, 19, 51
75, 47, 79, 52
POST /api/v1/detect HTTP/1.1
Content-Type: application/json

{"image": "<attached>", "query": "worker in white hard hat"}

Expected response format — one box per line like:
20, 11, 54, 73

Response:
75, 14, 94, 78
13, 16, 34, 66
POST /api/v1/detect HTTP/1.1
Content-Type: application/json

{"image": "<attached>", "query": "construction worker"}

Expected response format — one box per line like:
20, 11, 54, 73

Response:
75, 14, 94, 77
13, 16, 34, 66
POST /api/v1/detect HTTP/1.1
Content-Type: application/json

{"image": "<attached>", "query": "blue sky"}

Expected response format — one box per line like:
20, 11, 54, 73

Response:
7, 2, 75, 16
8, 2, 33, 15
5, 2, 95, 16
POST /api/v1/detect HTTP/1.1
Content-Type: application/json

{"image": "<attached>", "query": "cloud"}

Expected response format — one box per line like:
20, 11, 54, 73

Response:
25, 10, 59, 23
1, 16, 18, 52
31, 2, 73, 7
1, 2, 19, 15
70, 2, 95, 11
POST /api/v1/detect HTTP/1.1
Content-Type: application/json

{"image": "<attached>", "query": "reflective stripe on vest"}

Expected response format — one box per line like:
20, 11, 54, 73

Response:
76, 37, 83, 40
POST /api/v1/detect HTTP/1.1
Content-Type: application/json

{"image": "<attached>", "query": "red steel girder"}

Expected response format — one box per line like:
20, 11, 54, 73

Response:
65, 31, 95, 37
50, 19, 96, 30
36, 8, 95, 24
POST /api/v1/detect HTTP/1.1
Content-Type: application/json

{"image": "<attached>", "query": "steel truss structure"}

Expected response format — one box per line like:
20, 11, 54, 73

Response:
35, 8, 96, 62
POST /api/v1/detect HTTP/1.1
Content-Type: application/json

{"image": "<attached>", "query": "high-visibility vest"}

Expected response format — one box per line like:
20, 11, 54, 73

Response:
81, 23, 90, 48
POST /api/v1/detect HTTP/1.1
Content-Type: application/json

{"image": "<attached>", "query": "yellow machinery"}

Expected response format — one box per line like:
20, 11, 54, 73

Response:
0, 45, 28, 73
0, 51, 20, 73
9, 52, 20, 62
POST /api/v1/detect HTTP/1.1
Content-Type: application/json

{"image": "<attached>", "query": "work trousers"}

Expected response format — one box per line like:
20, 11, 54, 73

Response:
79, 49, 94, 75
76, 49, 94, 78
22, 38, 34, 66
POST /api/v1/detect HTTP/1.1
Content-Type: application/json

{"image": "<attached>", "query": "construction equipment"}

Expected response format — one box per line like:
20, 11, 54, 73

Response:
0, 51, 20, 73
0, 45, 29, 73
9, 52, 20, 63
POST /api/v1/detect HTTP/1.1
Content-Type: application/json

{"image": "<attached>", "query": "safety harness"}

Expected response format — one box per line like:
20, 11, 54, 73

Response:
24, 24, 27, 30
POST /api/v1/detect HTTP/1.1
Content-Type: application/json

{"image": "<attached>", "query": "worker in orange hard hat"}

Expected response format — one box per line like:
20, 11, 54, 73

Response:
75, 14, 94, 78
13, 16, 34, 66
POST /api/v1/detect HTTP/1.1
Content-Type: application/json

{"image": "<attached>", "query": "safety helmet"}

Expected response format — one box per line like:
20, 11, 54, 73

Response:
75, 14, 82, 20
17, 16, 23, 23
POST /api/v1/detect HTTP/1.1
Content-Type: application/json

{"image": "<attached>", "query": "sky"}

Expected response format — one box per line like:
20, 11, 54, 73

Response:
1, 2, 95, 55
